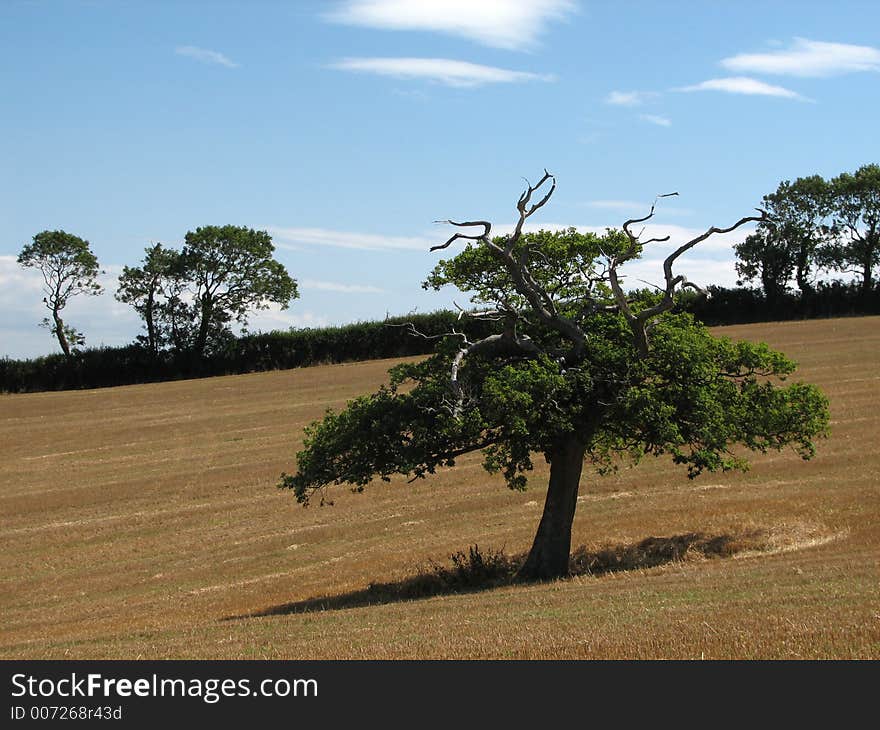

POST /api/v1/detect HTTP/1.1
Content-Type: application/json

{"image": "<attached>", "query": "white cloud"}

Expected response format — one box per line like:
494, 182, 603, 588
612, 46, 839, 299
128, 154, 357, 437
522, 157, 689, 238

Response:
301, 279, 388, 294
325, 0, 575, 50
640, 114, 671, 127
175, 45, 239, 68
605, 90, 657, 106
269, 226, 434, 252
620, 256, 741, 290
328, 57, 554, 87
675, 76, 808, 100
721, 38, 880, 78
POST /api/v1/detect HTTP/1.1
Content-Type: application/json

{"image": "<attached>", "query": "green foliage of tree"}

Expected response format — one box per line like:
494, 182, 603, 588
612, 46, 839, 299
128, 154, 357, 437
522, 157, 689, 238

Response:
116, 226, 298, 358
179, 225, 299, 357
758, 175, 833, 296
281, 175, 829, 581
735, 164, 880, 299
734, 230, 796, 305
17, 230, 103, 358
825, 163, 880, 292
116, 243, 182, 354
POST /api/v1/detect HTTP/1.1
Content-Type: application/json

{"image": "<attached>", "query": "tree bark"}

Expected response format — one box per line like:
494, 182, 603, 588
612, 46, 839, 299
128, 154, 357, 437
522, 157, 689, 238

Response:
145, 285, 157, 355
517, 434, 587, 581
53, 308, 71, 359
195, 296, 212, 357
795, 261, 813, 296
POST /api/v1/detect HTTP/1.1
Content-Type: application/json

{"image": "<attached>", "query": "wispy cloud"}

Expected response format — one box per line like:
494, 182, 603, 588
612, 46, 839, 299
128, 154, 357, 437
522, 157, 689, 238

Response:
301, 279, 388, 294
605, 90, 658, 106
329, 57, 554, 87
269, 226, 434, 252
675, 76, 808, 101
640, 114, 671, 127
325, 0, 575, 50
175, 45, 239, 68
721, 38, 880, 77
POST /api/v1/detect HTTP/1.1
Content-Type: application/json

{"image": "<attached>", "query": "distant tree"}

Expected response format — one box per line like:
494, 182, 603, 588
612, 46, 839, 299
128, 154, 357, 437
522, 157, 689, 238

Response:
177, 225, 299, 357
116, 243, 181, 355
734, 229, 795, 306
17, 230, 103, 357
824, 163, 880, 292
759, 175, 832, 296
280, 174, 829, 581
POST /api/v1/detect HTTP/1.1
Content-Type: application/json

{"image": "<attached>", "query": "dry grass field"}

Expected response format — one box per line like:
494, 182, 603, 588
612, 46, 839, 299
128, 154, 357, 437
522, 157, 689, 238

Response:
1, 316, 878, 659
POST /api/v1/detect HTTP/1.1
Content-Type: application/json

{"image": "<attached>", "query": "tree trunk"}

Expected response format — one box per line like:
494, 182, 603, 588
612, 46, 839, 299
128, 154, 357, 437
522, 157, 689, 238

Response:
517, 434, 587, 581
53, 308, 71, 359
795, 262, 813, 296
195, 297, 212, 357
145, 286, 157, 355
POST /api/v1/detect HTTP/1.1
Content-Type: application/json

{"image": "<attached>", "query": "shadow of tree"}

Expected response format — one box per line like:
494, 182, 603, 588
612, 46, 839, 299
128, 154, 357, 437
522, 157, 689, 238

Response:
224, 530, 762, 621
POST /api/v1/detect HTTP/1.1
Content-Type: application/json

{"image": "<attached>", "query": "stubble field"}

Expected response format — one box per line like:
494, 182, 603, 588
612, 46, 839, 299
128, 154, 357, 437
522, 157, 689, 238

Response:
1, 316, 878, 659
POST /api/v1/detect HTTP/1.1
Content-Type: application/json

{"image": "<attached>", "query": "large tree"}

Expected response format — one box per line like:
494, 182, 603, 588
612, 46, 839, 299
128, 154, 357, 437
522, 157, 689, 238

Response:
117, 226, 298, 357
180, 225, 299, 357
17, 230, 103, 358
825, 163, 880, 292
758, 175, 832, 296
280, 173, 829, 581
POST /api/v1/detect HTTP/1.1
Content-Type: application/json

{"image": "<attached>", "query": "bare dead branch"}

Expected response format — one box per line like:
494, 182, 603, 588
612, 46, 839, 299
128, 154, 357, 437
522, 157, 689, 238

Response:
680, 280, 707, 297
616, 210, 769, 356
622, 192, 679, 245
510, 170, 556, 246
635, 278, 666, 292
660, 212, 767, 285
384, 320, 469, 344
430, 220, 492, 251
449, 331, 541, 417
434, 170, 588, 362
453, 301, 506, 321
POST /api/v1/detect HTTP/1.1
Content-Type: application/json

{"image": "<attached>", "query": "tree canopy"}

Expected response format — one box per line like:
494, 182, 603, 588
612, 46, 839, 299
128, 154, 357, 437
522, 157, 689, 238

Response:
17, 230, 103, 357
825, 163, 880, 291
734, 229, 796, 305
751, 176, 831, 296
735, 164, 880, 299
116, 226, 298, 357
116, 243, 181, 355
281, 173, 830, 580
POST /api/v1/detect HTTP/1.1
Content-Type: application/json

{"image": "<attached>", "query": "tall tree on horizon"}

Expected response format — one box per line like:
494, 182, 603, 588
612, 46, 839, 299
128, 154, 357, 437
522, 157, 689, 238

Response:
17, 230, 103, 358
825, 163, 880, 292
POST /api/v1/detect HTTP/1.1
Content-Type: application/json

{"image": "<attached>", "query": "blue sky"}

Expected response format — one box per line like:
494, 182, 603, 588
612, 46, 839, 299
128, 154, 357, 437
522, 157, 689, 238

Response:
2, 0, 878, 358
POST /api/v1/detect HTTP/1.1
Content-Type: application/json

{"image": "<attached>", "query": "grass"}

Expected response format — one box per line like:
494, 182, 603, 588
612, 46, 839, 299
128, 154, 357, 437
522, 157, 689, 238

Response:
1, 317, 879, 659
